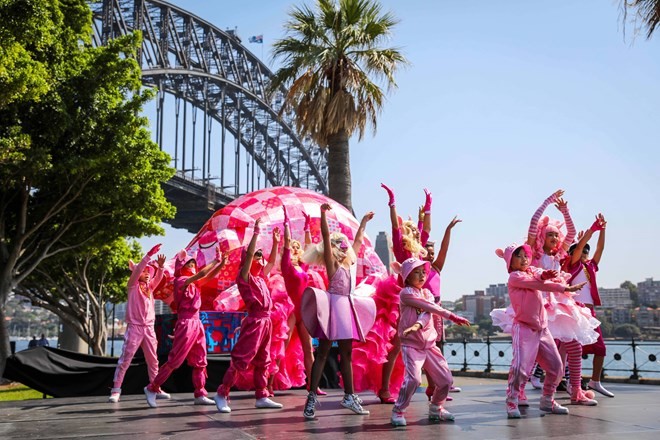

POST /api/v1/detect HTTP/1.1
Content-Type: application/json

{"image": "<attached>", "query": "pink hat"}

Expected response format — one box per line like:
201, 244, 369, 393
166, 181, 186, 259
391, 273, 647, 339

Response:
495, 243, 532, 273
391, 257, 429, 282
174, 249, 196, 276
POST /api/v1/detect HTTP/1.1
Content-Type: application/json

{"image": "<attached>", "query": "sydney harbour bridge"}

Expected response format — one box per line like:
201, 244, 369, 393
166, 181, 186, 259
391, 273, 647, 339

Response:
88, 0, 329, 232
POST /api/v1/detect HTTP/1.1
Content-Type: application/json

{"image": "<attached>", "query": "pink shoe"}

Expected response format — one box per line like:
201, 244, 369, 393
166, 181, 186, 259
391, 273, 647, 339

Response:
316, 388, 327, 396
378, 389, 396, 404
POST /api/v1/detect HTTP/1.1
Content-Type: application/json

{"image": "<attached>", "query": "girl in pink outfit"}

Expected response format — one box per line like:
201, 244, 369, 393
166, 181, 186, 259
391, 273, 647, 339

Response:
496, 243, 585, 419
280, 206, 327, 395
214, 218, 284, 413
301, 203, 376, 420
144, 247, 227, 408
109, 244, 166, 403
373, 183, 430, 404
389, 258, 470, 427
525, 190, 599, 406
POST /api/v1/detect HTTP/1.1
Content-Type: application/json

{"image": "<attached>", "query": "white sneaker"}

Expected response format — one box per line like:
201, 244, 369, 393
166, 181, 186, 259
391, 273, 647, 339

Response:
340, 394, 369, 415
588, 380, 614, 398
507, 401, 521, 419
449, 385, 462, 393
156, 390, 171, 400
539, 396, 569, 415
194, 395, 215, 405
214, 394, 231, 413
255, 397, 283, 409
518, 389, 529, 406
391, 409, 407, 426
530, 376, 542, 389
429, 403, 454, 422
144, 386, 158, 408
108, 388, 121, 403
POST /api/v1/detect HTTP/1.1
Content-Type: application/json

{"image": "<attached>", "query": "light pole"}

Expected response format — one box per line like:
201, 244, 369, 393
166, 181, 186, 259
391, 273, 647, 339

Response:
111, 303, 116, 357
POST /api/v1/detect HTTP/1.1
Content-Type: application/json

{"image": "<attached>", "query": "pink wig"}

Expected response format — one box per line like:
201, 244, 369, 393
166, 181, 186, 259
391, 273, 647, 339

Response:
533, 215, 567, 260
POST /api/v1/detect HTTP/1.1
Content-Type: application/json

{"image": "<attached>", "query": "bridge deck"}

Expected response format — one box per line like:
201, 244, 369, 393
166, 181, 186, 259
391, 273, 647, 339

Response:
1, 377, 658, 439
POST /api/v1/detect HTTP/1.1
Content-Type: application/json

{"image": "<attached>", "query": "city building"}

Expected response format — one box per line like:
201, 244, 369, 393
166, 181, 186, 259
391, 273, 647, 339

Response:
486, 283, 509, 307
599, 287, 632, 309
374, 231, 394, 273
637, 278, 660, 306
463, 291, 495, 321
634, 307, 659, 328
611, 307, 632, 325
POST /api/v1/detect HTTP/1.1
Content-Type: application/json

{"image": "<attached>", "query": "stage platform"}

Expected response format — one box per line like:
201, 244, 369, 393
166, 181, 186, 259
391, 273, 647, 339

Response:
1, 377, 658, 439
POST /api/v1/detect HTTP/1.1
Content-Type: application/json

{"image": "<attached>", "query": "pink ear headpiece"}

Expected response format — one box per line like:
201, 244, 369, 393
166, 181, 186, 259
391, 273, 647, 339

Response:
390, 257, 429, 283
496, 243, 532, 273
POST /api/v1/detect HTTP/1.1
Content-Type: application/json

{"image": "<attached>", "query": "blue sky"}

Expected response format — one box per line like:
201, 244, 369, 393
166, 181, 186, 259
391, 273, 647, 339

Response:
140, 0, 660, 301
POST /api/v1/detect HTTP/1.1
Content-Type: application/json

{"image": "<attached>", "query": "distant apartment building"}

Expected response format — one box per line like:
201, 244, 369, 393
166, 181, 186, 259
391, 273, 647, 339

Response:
486, 283, 509, 307
463, 291, 495, 321
611, 307, 632, 325
599, 287, 632, 309
374, 231, 394, 273
637, 278, 660, 306
634, 307, 659, 328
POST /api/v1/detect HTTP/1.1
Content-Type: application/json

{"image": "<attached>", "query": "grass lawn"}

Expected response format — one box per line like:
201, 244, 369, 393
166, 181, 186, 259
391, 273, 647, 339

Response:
0, 382, 49, 401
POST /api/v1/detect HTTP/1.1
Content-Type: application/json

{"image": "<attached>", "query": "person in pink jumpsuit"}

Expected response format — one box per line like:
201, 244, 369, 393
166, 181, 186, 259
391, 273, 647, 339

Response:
562, 213, 614, 398
421, 215, 462, 400
374, 183, 430, 404
496, 242, 586, 418
279, 206, 327, 395
214, 217, 284, 413
389, 258, 470, 427
109, 244, 167, 403
301, 203, 376, 420
143, 247, 227, 408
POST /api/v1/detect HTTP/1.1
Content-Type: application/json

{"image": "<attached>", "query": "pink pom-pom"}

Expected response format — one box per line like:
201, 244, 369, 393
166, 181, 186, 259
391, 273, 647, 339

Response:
584, 389, 595, 400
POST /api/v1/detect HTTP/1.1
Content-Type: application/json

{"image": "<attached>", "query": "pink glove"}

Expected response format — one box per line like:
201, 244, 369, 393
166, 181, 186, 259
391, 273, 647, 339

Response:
423, 188, 432, 214
302, 210, 311, 231
147, 244, 162, 257
381, 183, 395, 207
541, 270, 558, 280
589, 218, 604, 232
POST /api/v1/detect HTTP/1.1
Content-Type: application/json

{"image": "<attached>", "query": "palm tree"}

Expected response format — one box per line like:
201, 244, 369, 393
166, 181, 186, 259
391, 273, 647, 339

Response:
270, 0, 407, 211
621, 0, 660, 39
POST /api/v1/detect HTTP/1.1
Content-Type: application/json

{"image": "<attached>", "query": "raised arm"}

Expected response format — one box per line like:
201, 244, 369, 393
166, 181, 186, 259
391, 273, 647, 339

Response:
263, 227, 280, 276
592, 213, 606, 265
353, 211, 374, 255
381, 183, 398, 230
527, 189, 563, 246
185, 246, 226, 287
283, 206, 291, 249
421, 188, 432, 245
128, 244, 161, 287
240, 218, 262, 282
569, 229, 592, 266
555, 197, 576, 251
320, 203, 337, 279
149, 254, 166, 290
302, 210, 312, 248
433, 216, 461, 272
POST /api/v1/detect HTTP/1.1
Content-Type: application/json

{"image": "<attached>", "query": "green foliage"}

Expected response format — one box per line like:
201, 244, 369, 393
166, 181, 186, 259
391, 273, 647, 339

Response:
613, 324, 642, 339
0, 383, 48, 401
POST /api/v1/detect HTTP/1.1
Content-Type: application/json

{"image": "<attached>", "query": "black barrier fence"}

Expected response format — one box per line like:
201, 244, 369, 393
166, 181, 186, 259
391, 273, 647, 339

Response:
442, 337, 660, 380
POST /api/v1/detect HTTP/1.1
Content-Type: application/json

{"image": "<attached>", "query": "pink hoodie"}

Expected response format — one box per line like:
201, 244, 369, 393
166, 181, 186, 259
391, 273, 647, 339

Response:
497, 243, 567, 331
398, 286, 458, 350
125, 254, 163, 326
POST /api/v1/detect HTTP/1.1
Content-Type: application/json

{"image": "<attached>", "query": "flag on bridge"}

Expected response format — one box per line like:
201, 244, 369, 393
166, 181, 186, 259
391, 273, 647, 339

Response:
248, 35, 263, 44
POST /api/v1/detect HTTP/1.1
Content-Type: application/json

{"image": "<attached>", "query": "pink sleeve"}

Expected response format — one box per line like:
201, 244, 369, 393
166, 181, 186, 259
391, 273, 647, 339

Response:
508, 271, 565, 293
149, 268, 164, 291
559, 206, 576, 246
528, 195, 555, 238
400, 290, 455, 320
281, 247, 293, 275
416, 312, 431, 327
392, 227, 406, 263
128, 253, 151, 289
420, 230, 429, 247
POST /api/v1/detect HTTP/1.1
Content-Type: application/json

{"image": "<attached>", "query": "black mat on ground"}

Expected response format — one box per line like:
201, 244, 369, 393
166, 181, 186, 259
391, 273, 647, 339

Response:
5, 346, 343, 397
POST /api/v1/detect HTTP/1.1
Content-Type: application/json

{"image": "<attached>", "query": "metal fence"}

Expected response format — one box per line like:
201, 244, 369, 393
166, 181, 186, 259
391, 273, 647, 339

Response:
443, 337, 660, 379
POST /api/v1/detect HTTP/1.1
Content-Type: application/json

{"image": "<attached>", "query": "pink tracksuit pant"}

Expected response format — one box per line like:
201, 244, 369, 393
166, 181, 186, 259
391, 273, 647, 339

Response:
147, 317, 208, 397
217, 312, 272, 399
394, 344, 452, 411
507, 323, 562, 403
113, 324, 159, 388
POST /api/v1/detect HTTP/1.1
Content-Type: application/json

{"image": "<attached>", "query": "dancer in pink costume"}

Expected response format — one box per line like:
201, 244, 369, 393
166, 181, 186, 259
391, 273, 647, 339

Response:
421, 215, 462, 401
562, 213, 614, 398
279, 206, 327, 396
496, 243, 586, 418
370, 184, 429, 404
301, 203, 376, 420
109, 244, 167, 403
214, 218, 284, 413
389, 258, 470, 427
144, 247, 227, 408
524, 190, 599, 406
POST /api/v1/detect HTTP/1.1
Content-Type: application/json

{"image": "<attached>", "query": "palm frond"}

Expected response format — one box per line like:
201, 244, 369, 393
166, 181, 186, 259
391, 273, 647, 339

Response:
622, 0, 660, 39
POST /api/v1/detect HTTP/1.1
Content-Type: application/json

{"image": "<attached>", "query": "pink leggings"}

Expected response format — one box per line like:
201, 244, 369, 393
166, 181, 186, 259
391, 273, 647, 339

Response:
558, 339, 582, 393
113, 324, 159, 389
394, 344, 452, 412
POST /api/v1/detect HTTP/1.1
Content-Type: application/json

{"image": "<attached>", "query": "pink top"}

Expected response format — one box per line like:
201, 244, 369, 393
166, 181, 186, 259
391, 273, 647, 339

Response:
507, 267, 566, 331
236, 251, 272, 316
281, 247, 307, 306
125, 254, 163, 326
173, 275, 201, 320
398, 285, 456, 350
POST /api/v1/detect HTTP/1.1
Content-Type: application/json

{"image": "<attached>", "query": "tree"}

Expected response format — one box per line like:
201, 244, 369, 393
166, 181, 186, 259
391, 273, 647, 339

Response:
621, 0, 660, 39
613, 323, 642, 339
621, 280, 639, 307
0, 0, 174, 376
270, 0, 407, 211
477, 318, 494, 336
15, 239, 141, 355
